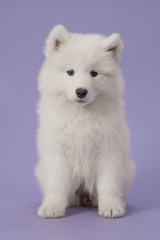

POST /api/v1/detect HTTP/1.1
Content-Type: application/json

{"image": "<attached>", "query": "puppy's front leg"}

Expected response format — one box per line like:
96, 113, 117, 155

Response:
97, 153, 130, 218
37, 154, 70, 219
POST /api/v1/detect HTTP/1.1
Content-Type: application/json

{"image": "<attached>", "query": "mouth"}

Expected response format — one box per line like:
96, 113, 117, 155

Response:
74, 99, 88, 106
76, 99, 86, 103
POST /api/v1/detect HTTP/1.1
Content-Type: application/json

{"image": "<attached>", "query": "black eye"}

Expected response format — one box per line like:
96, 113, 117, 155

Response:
90, 71, 98, 77
67, 70, 75, 76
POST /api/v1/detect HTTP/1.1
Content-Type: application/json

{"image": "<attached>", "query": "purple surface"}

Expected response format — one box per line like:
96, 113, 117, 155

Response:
0, 0, 160, 239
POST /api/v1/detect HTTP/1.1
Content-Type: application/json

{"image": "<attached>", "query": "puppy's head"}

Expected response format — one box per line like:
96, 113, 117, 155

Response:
39, 25, 124, 107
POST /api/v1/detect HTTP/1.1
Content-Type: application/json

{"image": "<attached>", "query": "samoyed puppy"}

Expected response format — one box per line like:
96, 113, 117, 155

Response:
35, 25, 135, 219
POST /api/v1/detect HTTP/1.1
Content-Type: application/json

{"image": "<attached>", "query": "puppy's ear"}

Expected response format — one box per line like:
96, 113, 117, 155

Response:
44, 25, 69, 57
103, 33, 124, 62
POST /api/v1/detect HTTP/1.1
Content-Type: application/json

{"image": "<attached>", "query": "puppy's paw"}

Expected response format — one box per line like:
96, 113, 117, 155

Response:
98, 206, 125, 218
98, 196, 126, 218
37, 199, 66, 219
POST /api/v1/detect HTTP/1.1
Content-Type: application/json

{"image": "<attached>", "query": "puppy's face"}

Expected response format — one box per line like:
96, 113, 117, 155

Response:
41, 25, 124, 106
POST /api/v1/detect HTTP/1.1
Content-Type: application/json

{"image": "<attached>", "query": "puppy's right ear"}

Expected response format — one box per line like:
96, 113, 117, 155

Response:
44, 25, 69, 57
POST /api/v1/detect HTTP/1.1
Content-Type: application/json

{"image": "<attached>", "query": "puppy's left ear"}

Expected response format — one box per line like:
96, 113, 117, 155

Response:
104, 33, 124, 62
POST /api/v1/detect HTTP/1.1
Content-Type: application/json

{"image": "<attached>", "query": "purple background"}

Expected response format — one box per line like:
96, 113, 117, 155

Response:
0, 0, 160, 239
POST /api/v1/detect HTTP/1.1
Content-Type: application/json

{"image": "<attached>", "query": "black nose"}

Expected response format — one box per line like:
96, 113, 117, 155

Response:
76, 88, 88, 99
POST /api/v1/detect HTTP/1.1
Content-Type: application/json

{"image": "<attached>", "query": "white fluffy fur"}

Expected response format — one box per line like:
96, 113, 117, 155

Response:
35, 25, 135, 219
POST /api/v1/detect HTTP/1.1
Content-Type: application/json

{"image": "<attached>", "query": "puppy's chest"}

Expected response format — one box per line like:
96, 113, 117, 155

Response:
59, 120, 103, 161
